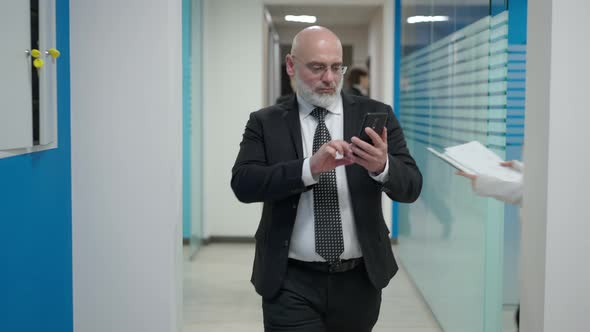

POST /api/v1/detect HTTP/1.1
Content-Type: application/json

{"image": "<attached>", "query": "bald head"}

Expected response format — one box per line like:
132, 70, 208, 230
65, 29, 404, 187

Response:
286, 26, 344, 108
290, 26, 342, 61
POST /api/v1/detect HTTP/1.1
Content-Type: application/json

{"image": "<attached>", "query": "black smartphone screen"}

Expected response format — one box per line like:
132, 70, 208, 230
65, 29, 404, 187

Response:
358, 113, 388, 144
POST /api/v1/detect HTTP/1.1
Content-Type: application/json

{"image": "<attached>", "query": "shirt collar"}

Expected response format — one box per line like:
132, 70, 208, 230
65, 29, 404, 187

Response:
297, 94, 342, 119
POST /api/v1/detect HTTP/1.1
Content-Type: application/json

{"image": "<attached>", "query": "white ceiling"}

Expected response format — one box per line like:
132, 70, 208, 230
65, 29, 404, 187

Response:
264, 0, 482, 6
265, 0, 385, 6
266, 5, 381, 27
266, 0, 486, 28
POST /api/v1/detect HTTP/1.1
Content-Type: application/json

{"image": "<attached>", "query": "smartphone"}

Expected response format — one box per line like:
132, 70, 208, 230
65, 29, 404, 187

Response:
358, 113, 388, 144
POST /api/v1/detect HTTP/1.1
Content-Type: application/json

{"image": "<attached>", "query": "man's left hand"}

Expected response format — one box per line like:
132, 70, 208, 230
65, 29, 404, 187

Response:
351, 127, 388, 174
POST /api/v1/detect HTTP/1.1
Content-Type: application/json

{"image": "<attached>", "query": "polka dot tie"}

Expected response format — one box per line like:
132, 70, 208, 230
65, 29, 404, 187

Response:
310, 107, 344, 264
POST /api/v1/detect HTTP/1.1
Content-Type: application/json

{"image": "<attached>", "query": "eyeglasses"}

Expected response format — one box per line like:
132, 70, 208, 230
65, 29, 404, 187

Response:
292, 55, 348, 76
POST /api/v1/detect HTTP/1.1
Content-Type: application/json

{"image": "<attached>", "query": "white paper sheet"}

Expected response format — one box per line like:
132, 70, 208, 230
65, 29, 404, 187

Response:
427, 141, 522, 181
443, 141, 522, 182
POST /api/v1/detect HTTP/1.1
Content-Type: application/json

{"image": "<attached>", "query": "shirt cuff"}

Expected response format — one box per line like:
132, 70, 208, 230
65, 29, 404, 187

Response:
473, 173, 524, 206
512, 160, 524, 172
369, 158, 389, 183
302, 157, 319, 186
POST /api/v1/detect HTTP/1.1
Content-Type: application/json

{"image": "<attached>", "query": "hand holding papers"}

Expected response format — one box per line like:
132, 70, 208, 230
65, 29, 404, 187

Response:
427, 141, 522, 183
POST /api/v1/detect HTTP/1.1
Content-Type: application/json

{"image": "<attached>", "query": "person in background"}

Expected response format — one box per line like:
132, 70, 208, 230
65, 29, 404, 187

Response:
457, 159, 524, 330
231, 26, 422, 332
276, 64, 297, 104
345, 67, 369, 97
276, 75, 296, 104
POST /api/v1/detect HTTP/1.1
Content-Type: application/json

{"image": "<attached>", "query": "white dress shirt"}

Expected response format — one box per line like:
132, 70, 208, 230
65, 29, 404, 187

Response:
288, 95, 389, 262
473, 160, 524, 206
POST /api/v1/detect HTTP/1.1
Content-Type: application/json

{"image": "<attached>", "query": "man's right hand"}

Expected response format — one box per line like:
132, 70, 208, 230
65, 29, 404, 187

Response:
310, 140, 354, 177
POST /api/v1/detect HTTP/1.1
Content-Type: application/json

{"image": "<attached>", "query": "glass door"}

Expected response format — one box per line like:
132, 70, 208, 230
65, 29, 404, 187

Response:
183, 0, 204, 259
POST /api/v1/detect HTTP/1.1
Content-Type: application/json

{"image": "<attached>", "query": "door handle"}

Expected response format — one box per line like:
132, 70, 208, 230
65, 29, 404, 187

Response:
25, 49, 42, 58
45, 48, 61, 59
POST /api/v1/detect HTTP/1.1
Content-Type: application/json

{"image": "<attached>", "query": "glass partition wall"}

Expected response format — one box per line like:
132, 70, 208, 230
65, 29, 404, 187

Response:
395, 0, 525, 331
183, 0, 204, 258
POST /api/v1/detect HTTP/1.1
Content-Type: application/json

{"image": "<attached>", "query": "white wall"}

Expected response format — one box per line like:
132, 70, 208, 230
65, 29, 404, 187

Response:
203, 0, 264, 237
382, 0, 393, 107
276, 25, 369, 67
522, 0, 590, 330
70, 1, 183, 331
367, 2, 394, 106
368, 7, 384, 102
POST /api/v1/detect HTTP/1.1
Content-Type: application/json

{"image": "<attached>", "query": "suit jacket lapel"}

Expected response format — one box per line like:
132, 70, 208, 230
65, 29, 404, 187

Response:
342, 93, 367, 237
282, 96, 303, 159
343, 93, 365, 188
283, 93, 359, 160
342, 93, 362, 143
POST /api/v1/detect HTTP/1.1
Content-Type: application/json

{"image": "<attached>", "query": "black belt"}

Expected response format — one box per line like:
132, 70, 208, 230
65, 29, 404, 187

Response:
288, 257, 364, 273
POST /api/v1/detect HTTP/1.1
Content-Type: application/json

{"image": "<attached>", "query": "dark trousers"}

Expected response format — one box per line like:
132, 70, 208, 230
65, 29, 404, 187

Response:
262, 259, 382, 332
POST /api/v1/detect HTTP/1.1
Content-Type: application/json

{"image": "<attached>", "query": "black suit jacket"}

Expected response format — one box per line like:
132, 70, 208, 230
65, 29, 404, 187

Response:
231, 93, 422, 299
345, 86, 365, 97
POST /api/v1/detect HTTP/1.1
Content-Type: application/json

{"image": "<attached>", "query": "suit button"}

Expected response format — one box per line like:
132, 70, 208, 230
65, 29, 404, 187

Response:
292, 203, 297, 209
283, 240, 289, 247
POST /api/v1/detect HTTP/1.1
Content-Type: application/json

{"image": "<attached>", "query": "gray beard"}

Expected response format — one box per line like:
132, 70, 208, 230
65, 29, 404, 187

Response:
295, 73, 343, 108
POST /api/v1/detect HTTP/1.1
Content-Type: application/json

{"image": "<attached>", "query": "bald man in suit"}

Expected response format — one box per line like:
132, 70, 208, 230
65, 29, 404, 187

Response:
231, 26, 422, 332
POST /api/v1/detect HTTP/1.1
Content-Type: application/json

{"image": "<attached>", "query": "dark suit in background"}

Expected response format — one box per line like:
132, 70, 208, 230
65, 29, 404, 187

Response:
344, 86, 364, 96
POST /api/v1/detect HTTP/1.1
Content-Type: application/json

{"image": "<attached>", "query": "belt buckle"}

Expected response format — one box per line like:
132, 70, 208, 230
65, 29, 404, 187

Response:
328, 260, 344, 273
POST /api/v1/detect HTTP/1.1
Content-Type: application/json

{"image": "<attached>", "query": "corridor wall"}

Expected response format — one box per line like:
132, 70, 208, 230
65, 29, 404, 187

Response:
522, 0, 590, 329
202, 0, 264, 237
70, 1, 183, 331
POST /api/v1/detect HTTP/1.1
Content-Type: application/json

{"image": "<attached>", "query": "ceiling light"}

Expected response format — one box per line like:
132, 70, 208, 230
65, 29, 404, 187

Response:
407, 16, 449, 24
285, 15, 317, 24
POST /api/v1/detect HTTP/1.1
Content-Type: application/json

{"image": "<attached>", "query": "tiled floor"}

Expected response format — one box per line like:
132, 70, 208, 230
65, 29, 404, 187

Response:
183, 243, 442, 332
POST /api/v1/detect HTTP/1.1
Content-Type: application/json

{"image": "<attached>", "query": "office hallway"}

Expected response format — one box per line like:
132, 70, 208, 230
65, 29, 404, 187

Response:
183, 243, 442, 332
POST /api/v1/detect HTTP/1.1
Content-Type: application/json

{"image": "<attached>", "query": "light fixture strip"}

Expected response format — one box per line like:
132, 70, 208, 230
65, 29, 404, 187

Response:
407, 15, 450, 24
285, 15, 317, 24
